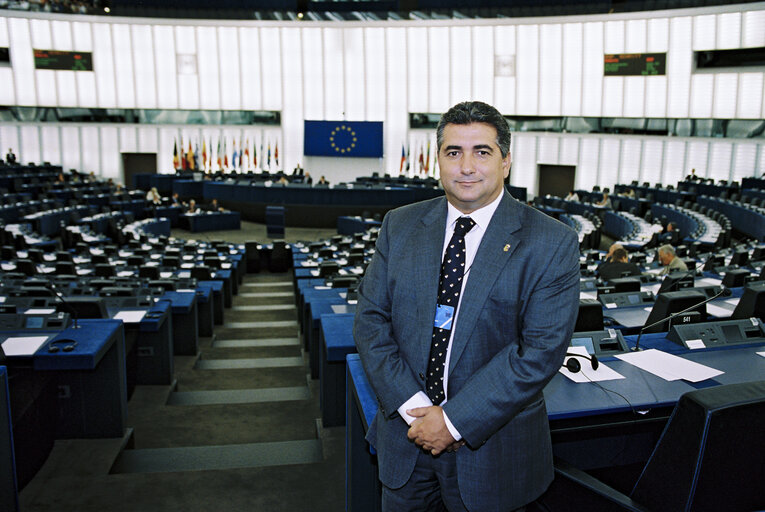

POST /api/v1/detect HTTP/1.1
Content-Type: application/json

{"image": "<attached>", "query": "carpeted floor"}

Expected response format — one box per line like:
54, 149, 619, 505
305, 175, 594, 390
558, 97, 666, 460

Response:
18, 221, 346, 511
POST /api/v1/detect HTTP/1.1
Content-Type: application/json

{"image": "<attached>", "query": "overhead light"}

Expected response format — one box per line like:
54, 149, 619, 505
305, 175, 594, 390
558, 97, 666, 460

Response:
104, 6, 110, 13
297, 12, 304, 19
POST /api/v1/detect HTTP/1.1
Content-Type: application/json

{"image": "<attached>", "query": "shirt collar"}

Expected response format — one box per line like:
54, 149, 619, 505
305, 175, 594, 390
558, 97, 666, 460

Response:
446, 190, 504, 233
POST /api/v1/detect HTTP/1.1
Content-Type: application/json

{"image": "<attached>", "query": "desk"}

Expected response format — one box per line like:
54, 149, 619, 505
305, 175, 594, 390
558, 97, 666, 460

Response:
194, 285, 214, 337
344, 341, 765, 510
161, 291, 199, 356
302, 290, 346, 377
182, 211, 241, 232
112, 300, 173, 385
0, 366, 17, 512
199, 280, 225, 325
319, 313, 357, 427
337, 216, 381, 236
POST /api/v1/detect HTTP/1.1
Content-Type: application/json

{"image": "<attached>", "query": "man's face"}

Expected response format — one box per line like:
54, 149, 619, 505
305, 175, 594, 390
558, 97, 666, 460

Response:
658, 250, 671, 265
438, 122, 510, 214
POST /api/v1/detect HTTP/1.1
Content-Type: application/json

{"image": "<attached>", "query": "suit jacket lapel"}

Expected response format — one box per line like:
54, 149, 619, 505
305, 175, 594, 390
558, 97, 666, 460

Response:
414, 198, 448, 367
449, 193, 524, 373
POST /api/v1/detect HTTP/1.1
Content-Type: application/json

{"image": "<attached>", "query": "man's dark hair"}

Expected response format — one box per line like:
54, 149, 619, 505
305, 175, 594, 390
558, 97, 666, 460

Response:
436, 101, 511, 158
611, 248, 628, 262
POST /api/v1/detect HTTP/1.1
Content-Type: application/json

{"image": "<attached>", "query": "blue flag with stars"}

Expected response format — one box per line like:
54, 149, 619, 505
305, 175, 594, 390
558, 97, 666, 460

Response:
304, 121, 383, 158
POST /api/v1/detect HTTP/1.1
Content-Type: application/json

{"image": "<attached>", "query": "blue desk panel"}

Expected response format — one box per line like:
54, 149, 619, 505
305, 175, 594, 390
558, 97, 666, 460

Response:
161, 291, 199, 356
0, 367, 17, 512
319, 313, 356, 427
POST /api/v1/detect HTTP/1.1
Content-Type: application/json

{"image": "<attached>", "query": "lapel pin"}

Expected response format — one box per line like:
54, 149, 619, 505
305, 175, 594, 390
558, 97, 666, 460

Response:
503, 244, 511, 252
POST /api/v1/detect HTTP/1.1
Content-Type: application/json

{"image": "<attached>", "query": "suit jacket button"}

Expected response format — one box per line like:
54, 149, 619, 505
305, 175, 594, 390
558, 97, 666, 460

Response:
418, 373, 425, 380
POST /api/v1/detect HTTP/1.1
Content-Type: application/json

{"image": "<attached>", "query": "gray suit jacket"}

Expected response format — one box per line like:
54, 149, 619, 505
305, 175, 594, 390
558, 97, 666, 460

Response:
353, 192, 581, 511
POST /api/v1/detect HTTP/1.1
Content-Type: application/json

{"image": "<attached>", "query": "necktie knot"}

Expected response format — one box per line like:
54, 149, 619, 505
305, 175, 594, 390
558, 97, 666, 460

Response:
454, 217, 475, 237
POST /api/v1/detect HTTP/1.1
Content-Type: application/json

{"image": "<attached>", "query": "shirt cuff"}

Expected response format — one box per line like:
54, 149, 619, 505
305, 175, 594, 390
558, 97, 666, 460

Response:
442, 410, 462, 442
397, 391, 432, 425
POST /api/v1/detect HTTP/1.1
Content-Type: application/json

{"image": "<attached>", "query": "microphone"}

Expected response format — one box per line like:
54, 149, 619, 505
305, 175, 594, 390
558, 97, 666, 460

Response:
45, 281, 80, 329
632, 286, 731, 351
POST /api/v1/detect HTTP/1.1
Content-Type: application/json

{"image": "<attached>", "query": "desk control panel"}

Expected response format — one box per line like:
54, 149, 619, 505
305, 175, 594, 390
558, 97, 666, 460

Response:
571, 329, 629, 356
599, 291, 655, 308
667, 318, 765, 348
0, 312, 70, 331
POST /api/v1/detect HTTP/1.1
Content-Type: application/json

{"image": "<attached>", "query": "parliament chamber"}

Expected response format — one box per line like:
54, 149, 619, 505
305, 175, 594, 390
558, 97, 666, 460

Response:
2, 0, 765, 510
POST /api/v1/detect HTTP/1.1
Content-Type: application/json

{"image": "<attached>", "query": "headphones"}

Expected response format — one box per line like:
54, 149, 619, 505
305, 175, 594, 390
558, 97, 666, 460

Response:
48, 338, 78, 353
564, 352, 599, 373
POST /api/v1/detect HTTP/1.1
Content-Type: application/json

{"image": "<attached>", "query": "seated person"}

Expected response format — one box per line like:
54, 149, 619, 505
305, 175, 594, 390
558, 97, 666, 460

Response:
204, 198, 225, 212
594, 191, 612, 208
277, 176, 289, 186
564, 190, 579, 202
186, 199, 200, 214
303, 171, 313, 185
146, 187, 161, 205
596, 247, 642, 281
316, 175, 329, 186
658, 244, 688, 275
659, 221, 682, 245
171, 192, 183, 206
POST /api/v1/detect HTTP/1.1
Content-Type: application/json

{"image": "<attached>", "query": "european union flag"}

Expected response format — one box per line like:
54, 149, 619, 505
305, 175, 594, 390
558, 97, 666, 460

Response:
304, 121, 383, 158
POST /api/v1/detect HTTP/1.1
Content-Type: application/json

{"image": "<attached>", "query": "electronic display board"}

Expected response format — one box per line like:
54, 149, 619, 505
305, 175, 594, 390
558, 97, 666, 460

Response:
604, 53, 666, 76
33, 49, 93, 71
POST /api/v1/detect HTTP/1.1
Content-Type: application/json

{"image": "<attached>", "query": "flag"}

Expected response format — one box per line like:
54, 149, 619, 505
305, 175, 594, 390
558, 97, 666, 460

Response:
232, 140, 239, 171
405, 144, 410, 173
181, 137, 188, 170
202, 139, 207, 171
399, 143, 406, 174
303, 121, 383, 157
267, 140, 271, 169
418, 143, 424, 174
187, 141, 195, 171
259, 139, 264, 171
244, 138, 250, 170
173, 139, 179, 170
194, 141, 200, 171
216, 137, 222, 170
253, 139, 258, 170
223, 138, 228, 170
274, 141, 279, 168
424, 139, 431, 174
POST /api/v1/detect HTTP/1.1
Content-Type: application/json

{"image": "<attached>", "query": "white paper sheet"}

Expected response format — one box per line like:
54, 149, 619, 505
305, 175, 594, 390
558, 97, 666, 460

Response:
2, 335, 49, 356
113, 310, 147, 323
706, 304, 733, 318
24, 308, 56, 314
615, 349, 724, 382
559, 346, 625, 383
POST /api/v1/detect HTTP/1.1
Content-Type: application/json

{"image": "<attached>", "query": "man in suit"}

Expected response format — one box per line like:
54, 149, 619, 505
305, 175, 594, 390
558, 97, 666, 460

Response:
354, 101, 580, 511
658, 244, 688, 275
596, 247, 642, 281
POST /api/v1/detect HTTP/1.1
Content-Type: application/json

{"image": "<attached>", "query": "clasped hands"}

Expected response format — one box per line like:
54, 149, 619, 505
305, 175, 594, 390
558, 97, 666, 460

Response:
407, 405, 465, 456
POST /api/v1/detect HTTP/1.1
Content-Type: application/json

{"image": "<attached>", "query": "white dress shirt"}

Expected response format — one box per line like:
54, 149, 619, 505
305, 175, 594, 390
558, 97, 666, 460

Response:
397, 191, 504, 440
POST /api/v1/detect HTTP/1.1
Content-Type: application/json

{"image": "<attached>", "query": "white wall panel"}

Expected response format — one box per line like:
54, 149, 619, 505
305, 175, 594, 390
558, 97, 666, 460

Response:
471, 26, 493, 104
581, 22, 603, 117
577, 137, 600, 190
218, 27, 241, 110
406, 27, 427, 113
428, 27, 449, 113
516, 24, 539, 116
50, 20, 77, 107
40, 125, 60, 164
92, 23, 116, 107
647, 18, 669, 52
131, 25, 157, 109
693, 15, 716, 50
158, 128, 176, 173
742, 10, 765, 47
737, 72, 763, 119
301, 28, 323, 120
20, 125, 41, 164
0, 126, 20, 158
112, 24, 136, 108
625, 19, 646, 53
322, 28, 344, 119
30, 19, 56, 106
713, 73, 738, 118
344, 27, 365, 120
9, 19, 35, 106
641, 139, 663, 186
686, 140, 710, 178
604, 20, 624, 54
663, 139, 687, 185
538, 24, 562, 116
561, 23, 583, 116
602, 77, 624, 117
153, 25, 177, 109
175, 25, 198, 109
690, 74, 714, 118
100, 126, 120, 179
619, 138, 641, 185
119, 126, 137, 153
493, 25, 515, 114
708, 141, 732, 181
510, 133, 537, 193
260, 28, 282, 111
72, 22, 95, 107
716, 12, 741, 49
599, 138, 621, 191
238, 27, 261, 111
196, 26, 220, 110
386, 27, 407, 175
0, 18, 15, 105
560, 136, 579, 165
537, 136, 559, 164
364, 28, 386, 121
645, 77, 667, 118
137, 126, 158, 154
80, 125, 99, 174
281, 27, 302, 170
60, 125, 81, 172
731, 143, 757, 182
667, 17, 692, 118
623, 77, 644, 117
449, 26, 471, 106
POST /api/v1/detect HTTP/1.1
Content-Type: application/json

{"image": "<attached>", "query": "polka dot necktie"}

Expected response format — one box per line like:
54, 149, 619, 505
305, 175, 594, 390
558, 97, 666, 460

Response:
426, 216, 475, 404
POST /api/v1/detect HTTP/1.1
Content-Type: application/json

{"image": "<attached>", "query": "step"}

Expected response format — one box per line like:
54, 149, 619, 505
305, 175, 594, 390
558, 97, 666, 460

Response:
240, 292, 294, 298
111, 439, 323, 474
195, 357, 304, 370
231, 305, 296, 312
213, 337, 300, 348
167, 386, 310, 406
223, 320, 298, 329
242, 282, 292, 288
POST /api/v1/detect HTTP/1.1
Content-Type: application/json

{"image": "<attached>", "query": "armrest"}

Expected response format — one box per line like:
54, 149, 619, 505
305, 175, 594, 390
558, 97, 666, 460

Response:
549, 457, 651, 512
